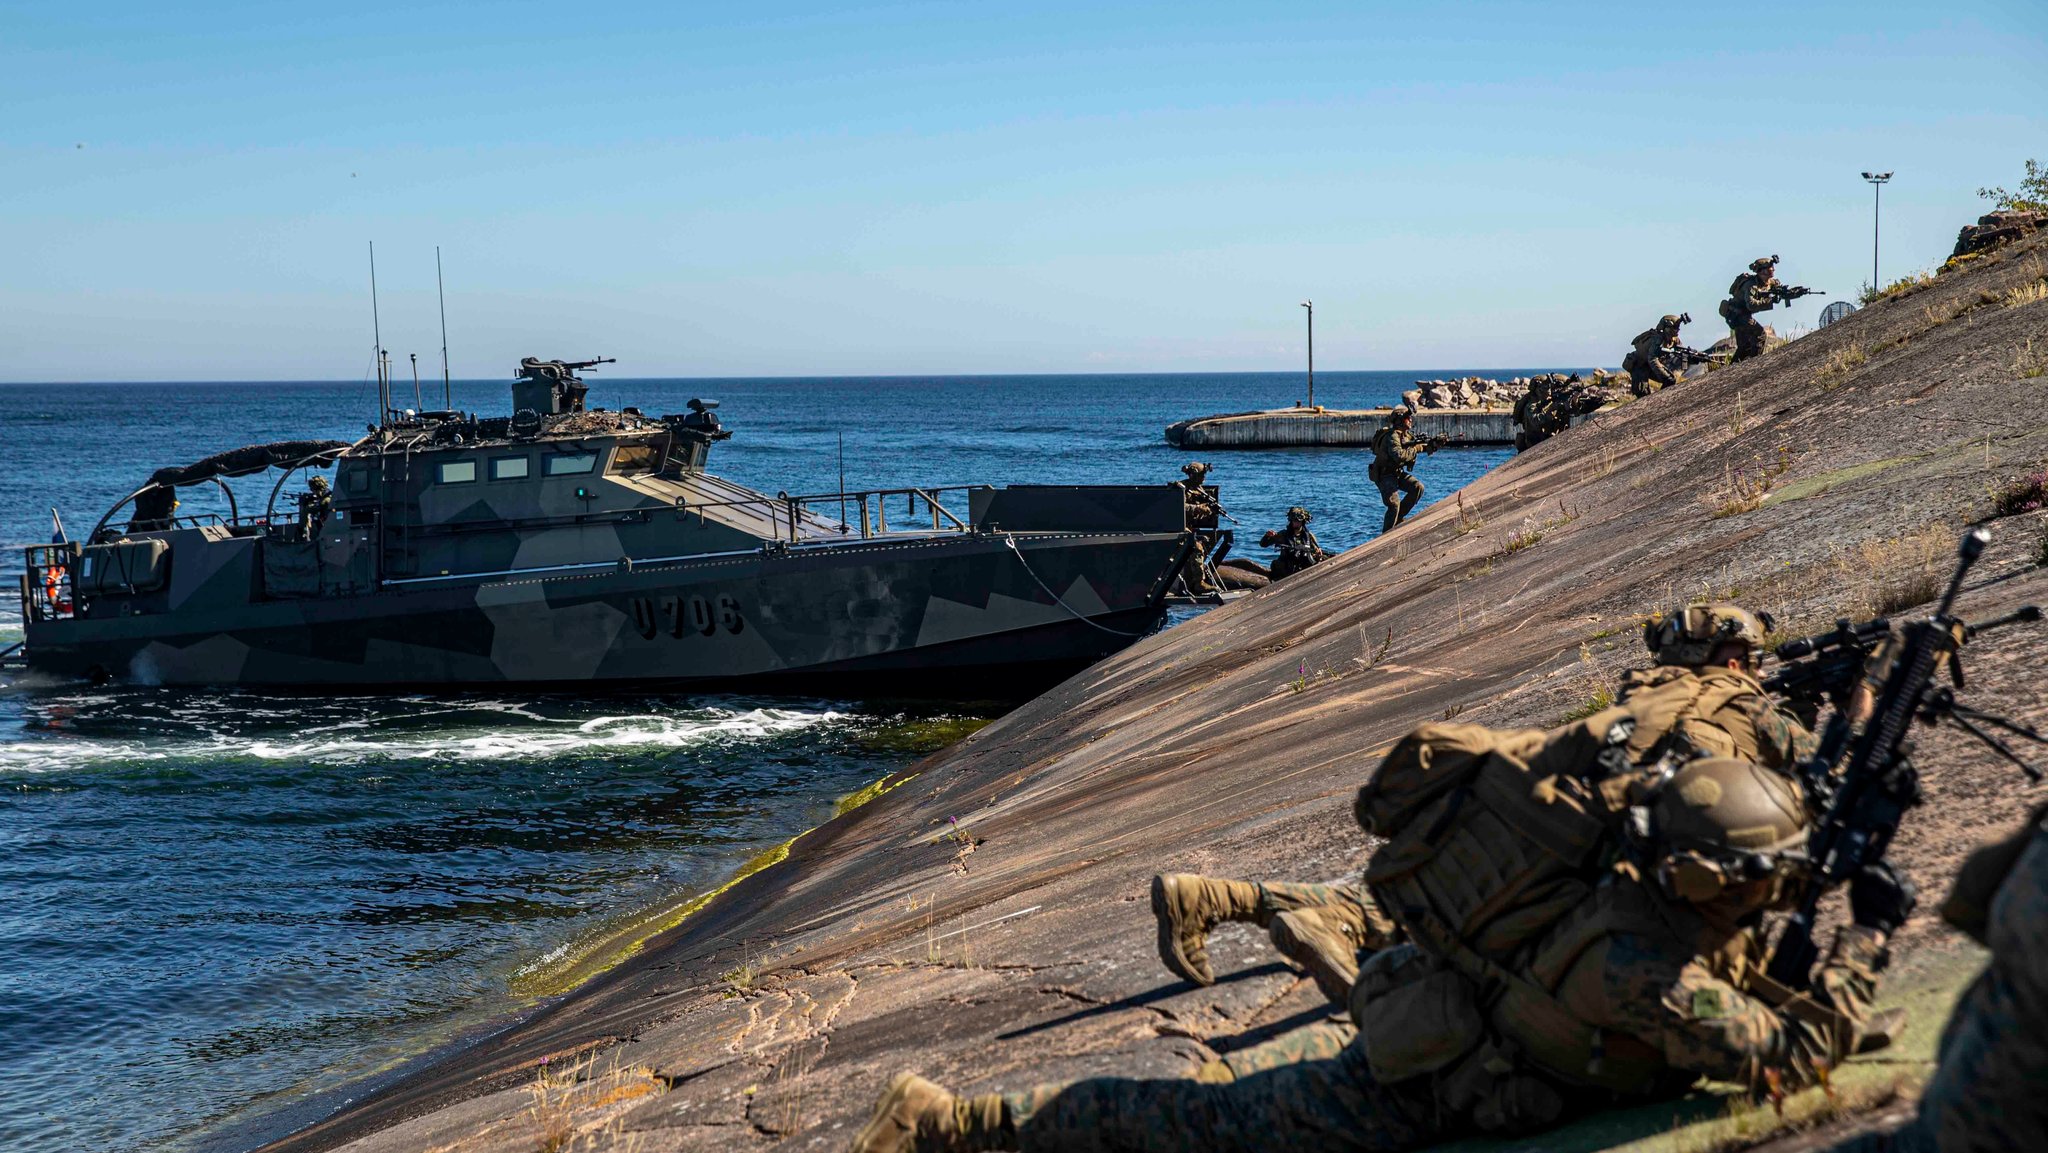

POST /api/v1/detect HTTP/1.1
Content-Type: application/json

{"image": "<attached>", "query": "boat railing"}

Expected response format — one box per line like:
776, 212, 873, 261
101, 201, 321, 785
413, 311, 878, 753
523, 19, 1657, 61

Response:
679, 485, 989, 543
21, 543, 78, 623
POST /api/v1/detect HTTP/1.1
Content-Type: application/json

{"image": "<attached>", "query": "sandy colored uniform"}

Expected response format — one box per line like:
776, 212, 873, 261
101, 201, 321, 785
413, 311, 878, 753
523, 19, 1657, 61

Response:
1002, 877, 1883, 1153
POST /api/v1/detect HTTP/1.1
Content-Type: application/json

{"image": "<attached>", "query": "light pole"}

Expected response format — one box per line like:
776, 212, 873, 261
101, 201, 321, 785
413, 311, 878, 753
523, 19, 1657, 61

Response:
1300, 300, 1314, 408
1862, 171, 1892, 294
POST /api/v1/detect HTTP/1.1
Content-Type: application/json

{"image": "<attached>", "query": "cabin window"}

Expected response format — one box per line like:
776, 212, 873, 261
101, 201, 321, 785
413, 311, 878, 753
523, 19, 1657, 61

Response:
437, 460, 478, 484
490, 455, 530, 481
544, 452, 598, 476
609, 443, 659, 475
342, 469, 371, 494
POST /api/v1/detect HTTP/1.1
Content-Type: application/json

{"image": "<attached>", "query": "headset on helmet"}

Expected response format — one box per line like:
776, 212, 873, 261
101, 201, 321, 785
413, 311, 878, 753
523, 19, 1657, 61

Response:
1642, 603, 1774, 667
1638, 757, 1808, 907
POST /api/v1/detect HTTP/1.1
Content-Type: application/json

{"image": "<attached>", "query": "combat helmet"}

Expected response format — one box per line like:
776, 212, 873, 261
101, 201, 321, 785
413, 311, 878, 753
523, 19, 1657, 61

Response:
1751, 254, 1779, 271
308, 475, 330, 491
1287, 506, 1311, 524
1658, 313, 1685, 331
1182, 461, 1211, 478
1643, 603, 1772, 667
1646, 757, 1807, 907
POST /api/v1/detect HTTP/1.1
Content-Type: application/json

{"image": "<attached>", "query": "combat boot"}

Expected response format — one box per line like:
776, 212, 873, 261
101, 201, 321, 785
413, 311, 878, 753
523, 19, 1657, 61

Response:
1270, 907, 1363, 1005
1151, 873, 1261, 986
850, 1073, 1008, 1153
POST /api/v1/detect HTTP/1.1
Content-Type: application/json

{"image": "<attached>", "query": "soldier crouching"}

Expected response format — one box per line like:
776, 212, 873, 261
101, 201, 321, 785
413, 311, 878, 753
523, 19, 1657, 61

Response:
851, 757, 1896, 1153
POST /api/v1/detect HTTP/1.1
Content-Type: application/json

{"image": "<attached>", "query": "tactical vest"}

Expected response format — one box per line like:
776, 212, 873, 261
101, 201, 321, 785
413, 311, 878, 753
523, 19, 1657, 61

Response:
1348, 679, 1801, 1134
1368, 428, 1395, 480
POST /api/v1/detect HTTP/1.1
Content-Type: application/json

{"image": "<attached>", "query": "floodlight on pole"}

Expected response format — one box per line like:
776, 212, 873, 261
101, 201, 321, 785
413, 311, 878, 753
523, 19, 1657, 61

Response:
1861, 171, 1892, 295
1300, 300, 1314, 408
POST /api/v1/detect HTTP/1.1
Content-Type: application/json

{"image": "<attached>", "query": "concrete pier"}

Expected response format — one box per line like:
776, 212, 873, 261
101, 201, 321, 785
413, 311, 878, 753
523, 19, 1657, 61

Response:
1164, 407, 1516, 449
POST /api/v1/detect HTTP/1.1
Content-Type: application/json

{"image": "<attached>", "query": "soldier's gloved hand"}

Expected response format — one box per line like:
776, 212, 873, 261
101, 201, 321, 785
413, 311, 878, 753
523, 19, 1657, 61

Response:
1849, 860, 1918, 934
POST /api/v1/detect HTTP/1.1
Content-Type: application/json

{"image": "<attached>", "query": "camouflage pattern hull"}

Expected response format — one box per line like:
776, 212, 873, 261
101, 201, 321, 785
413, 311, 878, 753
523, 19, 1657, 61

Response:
24, 531, 1187, 696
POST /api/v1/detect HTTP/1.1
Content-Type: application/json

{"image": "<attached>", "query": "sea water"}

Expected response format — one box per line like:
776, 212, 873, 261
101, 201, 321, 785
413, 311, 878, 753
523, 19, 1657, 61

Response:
0, 372, 1536, 1151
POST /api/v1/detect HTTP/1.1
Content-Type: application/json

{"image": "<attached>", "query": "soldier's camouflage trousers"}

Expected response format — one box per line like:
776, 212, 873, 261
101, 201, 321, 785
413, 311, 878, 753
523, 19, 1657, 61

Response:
1252, 881, 1398, 1003
1005, 1040, 1442, 1153
1622, 351, 1677, 396
1374, 474, 1424, 534
1728, 313, 1767, 362
1212, 1020, 1356, 1082
1830, 822, 2048, 1152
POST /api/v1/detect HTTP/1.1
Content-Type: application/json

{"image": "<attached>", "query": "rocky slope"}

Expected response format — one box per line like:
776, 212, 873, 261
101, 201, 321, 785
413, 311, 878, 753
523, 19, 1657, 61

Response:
264, 233, 2048, 1153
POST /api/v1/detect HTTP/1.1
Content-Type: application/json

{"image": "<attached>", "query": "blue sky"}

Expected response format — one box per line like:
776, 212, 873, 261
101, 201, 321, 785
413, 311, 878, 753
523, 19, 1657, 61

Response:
2, 1, 2043, 380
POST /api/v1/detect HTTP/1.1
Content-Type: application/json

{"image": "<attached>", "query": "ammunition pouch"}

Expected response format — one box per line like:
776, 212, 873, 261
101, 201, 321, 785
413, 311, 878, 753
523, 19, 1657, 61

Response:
1351, 945, 1485, 1082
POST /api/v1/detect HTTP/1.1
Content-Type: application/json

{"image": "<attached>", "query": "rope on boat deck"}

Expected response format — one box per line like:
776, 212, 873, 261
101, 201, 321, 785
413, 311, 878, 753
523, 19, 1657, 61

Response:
1000, 533, 1151, 637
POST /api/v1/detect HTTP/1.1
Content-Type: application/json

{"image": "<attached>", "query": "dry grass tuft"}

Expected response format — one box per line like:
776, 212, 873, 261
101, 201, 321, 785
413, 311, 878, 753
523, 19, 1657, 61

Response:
1831, 525, 1954, 618
2003, 279, 2048, 309
2013, 337, 2048, 380
1703, 448, 1795, 518
1816, 344, 1868, 388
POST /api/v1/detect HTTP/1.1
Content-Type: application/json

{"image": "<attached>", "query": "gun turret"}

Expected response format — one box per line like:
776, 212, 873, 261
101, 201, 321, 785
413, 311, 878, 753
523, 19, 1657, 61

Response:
513, 356, 616, 417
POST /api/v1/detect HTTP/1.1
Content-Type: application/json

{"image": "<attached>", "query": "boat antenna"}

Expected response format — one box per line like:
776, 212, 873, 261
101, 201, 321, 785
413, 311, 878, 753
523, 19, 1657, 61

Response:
411, 352, 423, 410
837, 430, 848, 529
369, 241, 388, 427
436, 246, 452, 410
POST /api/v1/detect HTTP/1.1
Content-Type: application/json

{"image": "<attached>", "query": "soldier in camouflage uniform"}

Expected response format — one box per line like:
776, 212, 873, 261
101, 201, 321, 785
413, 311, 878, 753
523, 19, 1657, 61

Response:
1719, 256, 1812, 363
1259, 507, 1327, 580
1622, 314, 1702, 396
852, 757, 1896, 1153
1143, 601, 1817, 1027
1368, 408, 1439, 534
1175, 463, 1223, 594
1830, 805, 2048, 1152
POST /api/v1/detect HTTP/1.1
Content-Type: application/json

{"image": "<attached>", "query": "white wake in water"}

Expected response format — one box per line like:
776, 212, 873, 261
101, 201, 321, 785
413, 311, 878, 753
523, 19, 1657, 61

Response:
0, 704, 844, 773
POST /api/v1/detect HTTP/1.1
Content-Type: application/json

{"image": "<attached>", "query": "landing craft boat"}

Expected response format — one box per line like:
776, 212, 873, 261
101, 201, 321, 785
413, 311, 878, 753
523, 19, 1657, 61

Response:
16, 359, 1195, 694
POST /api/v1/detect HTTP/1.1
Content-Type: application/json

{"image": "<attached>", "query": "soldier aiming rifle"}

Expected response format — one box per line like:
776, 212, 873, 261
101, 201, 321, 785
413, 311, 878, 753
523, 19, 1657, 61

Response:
1719, 256, 1821, 363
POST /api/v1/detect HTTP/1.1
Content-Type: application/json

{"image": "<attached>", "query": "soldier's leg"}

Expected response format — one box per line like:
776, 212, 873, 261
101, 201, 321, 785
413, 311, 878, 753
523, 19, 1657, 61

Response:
1395, 476, 1425, 526
1622, 353, 1650, 395
1007, 1043, 1438, 1153
1376, 477, 1403, 534
1733, 316, 1765, 362
1268, 884, 1399, 1003
1198, 1020, 1357, 1082
1152, 873, 1262, 985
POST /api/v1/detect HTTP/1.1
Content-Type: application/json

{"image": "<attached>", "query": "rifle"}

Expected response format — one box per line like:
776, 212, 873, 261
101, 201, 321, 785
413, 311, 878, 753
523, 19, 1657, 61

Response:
1765, 531, 2046, 988
1762, 616, 1895, 732
1423, 433, 1452, 452
1666, 345, 1716, 368
1772, 285, 1819, 304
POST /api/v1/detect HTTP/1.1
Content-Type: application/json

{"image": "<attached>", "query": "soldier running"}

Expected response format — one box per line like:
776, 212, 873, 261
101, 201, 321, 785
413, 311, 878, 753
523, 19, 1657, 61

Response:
852, 756, 1897, 1153
1368, 407, 1440, 534
1719, 255, 1814, 363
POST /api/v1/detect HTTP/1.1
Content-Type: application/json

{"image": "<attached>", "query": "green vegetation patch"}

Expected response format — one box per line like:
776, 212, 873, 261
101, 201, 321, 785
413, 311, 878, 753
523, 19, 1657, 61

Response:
853, 715, 993, 757
1768, 453, 1929, 506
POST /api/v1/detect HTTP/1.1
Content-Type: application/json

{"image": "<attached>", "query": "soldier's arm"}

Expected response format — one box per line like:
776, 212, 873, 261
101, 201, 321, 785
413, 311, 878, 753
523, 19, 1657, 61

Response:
1734, 693, 1819, 771
1626, 932, 1883, 1090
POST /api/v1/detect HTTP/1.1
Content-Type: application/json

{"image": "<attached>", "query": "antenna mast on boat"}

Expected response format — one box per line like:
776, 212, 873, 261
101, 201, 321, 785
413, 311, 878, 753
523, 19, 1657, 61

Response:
369, 241, 389, 427
436, 246, 452, 410
410, 353, 423, 410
